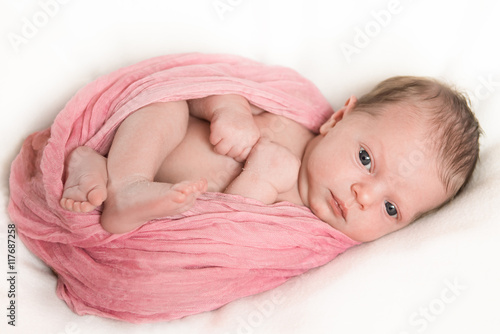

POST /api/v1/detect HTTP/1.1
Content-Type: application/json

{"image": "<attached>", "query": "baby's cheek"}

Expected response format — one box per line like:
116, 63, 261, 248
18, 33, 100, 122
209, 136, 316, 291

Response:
309, 199, 331, 223
351, 219, 390, 243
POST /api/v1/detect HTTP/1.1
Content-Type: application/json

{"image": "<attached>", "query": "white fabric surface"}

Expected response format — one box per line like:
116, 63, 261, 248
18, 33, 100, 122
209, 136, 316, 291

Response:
1, 0, 499, 333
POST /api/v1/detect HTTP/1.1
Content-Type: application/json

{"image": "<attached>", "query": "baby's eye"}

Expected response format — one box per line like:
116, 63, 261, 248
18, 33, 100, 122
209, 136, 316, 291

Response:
359, 148, 371, 171
385, 201, 398, 218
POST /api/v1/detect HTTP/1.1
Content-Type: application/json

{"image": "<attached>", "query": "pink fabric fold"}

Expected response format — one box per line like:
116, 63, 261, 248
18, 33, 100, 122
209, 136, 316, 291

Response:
8, 53, 360, 322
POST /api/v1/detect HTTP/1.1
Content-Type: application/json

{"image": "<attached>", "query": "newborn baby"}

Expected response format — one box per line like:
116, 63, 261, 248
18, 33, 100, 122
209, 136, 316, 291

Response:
59, 76, 480, 242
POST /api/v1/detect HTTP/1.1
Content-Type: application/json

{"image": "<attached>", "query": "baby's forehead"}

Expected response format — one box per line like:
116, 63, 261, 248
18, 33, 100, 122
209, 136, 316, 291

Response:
357, 101, 427, 122
353, 104, 431, 138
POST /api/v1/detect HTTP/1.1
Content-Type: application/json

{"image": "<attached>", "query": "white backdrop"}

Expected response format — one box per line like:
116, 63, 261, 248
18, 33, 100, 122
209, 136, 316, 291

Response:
1, 0, 499, 333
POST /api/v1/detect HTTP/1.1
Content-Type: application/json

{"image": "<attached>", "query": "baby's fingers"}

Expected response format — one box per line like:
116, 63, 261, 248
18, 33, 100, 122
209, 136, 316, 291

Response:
213, 140, 251, 162
233, 146, 252, 162
209, 131, 223, 148
213, 138, 232, 156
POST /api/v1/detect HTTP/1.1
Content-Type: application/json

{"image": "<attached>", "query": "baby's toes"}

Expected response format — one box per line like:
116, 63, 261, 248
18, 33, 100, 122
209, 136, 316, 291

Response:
60, 198, 72, 211
79, 201, 97, 213
87, 186, 107, 207
195, 178, 208, 192
170, 181, 203, 203
62, 198, 81, 212
75, 202, 85, 213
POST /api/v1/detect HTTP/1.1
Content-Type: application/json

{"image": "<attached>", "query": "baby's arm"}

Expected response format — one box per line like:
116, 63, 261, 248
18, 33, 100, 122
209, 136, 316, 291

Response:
188, 94, 260, 162
225, 139, 301, 204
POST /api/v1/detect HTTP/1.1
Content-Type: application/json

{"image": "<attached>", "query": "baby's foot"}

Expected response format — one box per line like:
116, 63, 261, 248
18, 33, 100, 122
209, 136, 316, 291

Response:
60, 146, 108, 213
100, 178, 207, 234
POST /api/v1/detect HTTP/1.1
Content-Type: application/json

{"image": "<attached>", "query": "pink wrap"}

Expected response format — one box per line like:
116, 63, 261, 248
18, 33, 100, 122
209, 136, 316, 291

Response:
8, 53, 360, 322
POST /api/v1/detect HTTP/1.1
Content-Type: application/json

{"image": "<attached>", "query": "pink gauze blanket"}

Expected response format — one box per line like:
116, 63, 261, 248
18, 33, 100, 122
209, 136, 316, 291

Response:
8, 53, 360, 323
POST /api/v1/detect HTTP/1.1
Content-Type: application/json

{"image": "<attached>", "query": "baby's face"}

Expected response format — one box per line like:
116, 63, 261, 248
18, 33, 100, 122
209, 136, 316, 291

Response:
299, 103, 450, 242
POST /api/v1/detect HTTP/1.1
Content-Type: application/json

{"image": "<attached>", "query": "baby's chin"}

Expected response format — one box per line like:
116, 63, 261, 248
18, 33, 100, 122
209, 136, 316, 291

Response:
312, 209, 354, 238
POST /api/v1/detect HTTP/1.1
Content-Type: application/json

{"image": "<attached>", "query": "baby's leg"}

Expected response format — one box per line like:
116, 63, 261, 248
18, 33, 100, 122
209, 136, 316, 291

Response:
99, 101, 207, 234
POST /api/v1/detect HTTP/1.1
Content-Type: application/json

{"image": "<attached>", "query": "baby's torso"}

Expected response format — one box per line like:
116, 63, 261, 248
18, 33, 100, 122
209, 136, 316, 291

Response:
155, 111, 314, 202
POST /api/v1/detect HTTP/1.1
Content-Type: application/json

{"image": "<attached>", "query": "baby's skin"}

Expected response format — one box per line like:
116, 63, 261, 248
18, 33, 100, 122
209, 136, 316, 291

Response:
60, 96, 308, 233
60, 95, 450, 242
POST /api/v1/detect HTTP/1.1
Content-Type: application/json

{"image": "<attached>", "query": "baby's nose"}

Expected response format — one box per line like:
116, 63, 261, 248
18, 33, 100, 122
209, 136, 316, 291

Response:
350, 182, 382, 209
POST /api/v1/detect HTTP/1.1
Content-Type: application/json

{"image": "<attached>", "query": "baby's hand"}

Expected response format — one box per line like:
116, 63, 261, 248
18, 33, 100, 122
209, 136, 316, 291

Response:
210, 107, 260, 162
243, 138, 301, 194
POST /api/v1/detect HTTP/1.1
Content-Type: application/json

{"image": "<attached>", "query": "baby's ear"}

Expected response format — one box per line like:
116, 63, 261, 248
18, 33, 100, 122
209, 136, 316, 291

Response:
319, 96, 357, 135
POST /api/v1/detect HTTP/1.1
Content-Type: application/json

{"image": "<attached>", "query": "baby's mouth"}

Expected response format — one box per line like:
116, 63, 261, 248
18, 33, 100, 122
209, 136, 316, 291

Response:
329, 191, 347, 221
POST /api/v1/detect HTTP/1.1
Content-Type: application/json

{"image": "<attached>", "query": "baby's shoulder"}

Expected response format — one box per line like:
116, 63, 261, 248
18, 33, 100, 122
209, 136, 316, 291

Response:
249, 103, 309, 133
254, 112, 307, 134
253, 112, 314, 155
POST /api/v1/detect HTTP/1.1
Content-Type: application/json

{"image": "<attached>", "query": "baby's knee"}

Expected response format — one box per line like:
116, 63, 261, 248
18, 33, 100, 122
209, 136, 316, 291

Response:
143, 100, 190, 129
